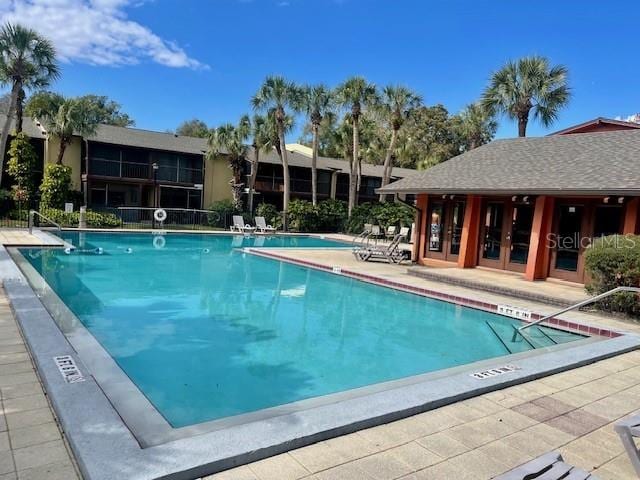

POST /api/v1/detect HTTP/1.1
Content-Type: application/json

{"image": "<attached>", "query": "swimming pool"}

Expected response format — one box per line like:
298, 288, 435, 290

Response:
19, 231, 584, 431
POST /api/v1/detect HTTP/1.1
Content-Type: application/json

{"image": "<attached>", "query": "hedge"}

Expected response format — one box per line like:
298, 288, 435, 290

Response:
584, 234, 640, 316
40, 208, 121, 228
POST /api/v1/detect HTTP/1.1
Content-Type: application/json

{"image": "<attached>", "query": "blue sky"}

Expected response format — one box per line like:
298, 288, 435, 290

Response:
4, 0, 638, 139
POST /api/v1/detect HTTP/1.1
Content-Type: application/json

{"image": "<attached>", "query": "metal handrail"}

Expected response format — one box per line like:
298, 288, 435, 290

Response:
518, 286, 640, 332
28, 210, 62, 234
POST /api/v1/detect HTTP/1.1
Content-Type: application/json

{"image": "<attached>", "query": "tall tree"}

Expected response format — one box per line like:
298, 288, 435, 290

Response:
300, 85, 334, 205
0, 23, 59, 183
455, 102, 497, 150
377, 85, 422, 200
207, 117, 250, 210
81, 95, 134, 127
176, 119, 209, 138
26, 92, 101, 164
251, 76, 300, 229
247, 114, 274, 213
335, 76, 378, 216
481, 56, 570, 137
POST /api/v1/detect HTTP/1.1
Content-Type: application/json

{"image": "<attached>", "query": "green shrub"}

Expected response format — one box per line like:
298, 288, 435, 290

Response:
39, 208, 121, 228
345, 201, 415, 234
255, 202, 282, 229
317, 199, 347, 232
584, 234, 640, 316
40, 164, 72, 209
288, 199, 320, 232
7, 133, 38, 207
208, 199, 239, 228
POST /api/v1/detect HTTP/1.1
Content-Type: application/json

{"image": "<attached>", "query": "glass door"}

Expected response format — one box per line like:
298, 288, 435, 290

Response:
479, 201, 506, 268
425, 202, 446, 259
507, 203, 534, 272
550, 204, 585, 282
447, 201, 466, 259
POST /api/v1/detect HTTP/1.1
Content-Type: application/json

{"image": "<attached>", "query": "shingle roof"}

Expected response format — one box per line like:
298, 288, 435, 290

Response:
88, 123, 209, 155
0, 114, 46, 139
378, 130, 640, 195
255, 147, 416, 179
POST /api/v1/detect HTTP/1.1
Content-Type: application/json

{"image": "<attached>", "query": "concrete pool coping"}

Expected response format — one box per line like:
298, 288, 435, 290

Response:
1, 240, 640, 479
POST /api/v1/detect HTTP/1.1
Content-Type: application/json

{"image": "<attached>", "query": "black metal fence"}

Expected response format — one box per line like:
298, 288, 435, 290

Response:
93, 207, 233, 230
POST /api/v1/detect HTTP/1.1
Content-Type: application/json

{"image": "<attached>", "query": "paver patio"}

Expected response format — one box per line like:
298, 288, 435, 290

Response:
0, 289, 80, 480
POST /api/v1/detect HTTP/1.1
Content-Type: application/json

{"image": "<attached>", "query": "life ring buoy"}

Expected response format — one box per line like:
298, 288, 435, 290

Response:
154, 208, 167, 222
153, 235, 166, 249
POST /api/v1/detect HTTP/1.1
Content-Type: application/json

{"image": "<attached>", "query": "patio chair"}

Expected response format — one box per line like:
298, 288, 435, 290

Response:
255, 216, 277, 234
230, 215, 256, 234
398, 226, 410, 240
615, 413, 640, 476
385, 225, 397, 239
494, 451, 597, 479
352, 223, 373, 247
353, 233, 408, 264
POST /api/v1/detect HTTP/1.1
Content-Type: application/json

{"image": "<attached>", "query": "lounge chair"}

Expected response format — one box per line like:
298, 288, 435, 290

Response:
230, 215, 256, 234
255, 216, 277, 234
616, 413, 640, 476
353, 233, 408, 264
398, 226, 410, 240
385, 225, 397, 239
494, 452, 597, 479
352, 223, 373, 247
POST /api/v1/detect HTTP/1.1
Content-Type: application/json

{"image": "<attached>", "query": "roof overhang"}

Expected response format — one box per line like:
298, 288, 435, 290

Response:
375, 187, 640, 197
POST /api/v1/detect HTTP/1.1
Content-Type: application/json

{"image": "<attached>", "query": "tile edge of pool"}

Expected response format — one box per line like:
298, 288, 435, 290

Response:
2, 244, 640, 480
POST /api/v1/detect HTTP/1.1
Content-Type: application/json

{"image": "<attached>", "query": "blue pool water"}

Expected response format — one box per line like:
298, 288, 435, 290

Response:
21, 232, 584, 428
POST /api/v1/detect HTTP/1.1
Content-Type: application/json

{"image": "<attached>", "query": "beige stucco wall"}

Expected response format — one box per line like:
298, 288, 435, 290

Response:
44, 136, 83, 191
203, 155, 233, 207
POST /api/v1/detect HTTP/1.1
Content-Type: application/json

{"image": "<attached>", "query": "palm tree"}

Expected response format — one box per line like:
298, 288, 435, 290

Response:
251, 76, 300, 229
456, 102, 498, 150
335, 76, 378, 216
300, 85, 333, 205
208, 117, 250, 210
0, 23, 59, 183
26, 92, 101, 164
377, 85, 422, 201
481, 56, 570, 137
247, 114, 273, 213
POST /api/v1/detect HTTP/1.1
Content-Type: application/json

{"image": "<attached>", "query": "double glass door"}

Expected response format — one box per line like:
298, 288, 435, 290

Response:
549, 202, 624, 282
478, 199, 534, 272
425, 199, 466, 262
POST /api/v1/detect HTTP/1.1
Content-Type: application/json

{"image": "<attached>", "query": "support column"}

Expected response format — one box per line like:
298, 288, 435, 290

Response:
457, 195, 482, 268
525, 196, 555, 281
623, 197, 639, 234
415, 194, 428, 264
330, 171, 339, 199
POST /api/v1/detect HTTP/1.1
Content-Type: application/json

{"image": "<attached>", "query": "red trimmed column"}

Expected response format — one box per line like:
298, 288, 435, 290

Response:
623, 197, 639, 234
457, 195, 482, 268
525, 196, 555, 281
415, 194, 429, 264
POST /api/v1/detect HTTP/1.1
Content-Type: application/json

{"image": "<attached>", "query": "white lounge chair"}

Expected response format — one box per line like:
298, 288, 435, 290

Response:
399, 226, 410, 240
255, 216, 276, 234
230, 215, 256, 234
494, 451, 597, 479
616, 413, 640, 476
385, 225, 397, 239
353, 233, 409, 264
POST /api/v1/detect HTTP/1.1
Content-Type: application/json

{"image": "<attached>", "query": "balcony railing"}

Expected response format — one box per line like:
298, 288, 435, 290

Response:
157, 165, 203, 184
90, 158, 150, 179
89, 158, 203, 184
254, 176, 331, 195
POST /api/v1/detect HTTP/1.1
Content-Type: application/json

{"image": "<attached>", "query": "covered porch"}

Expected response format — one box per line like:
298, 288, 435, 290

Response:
413, 194, 639, 285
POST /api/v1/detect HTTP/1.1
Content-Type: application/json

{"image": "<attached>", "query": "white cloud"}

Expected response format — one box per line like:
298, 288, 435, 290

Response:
0, 0, 206, 69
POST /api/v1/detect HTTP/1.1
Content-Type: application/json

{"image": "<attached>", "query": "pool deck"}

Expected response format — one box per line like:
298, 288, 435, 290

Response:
1, 229, 640, 479
0, 288, 80, 480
